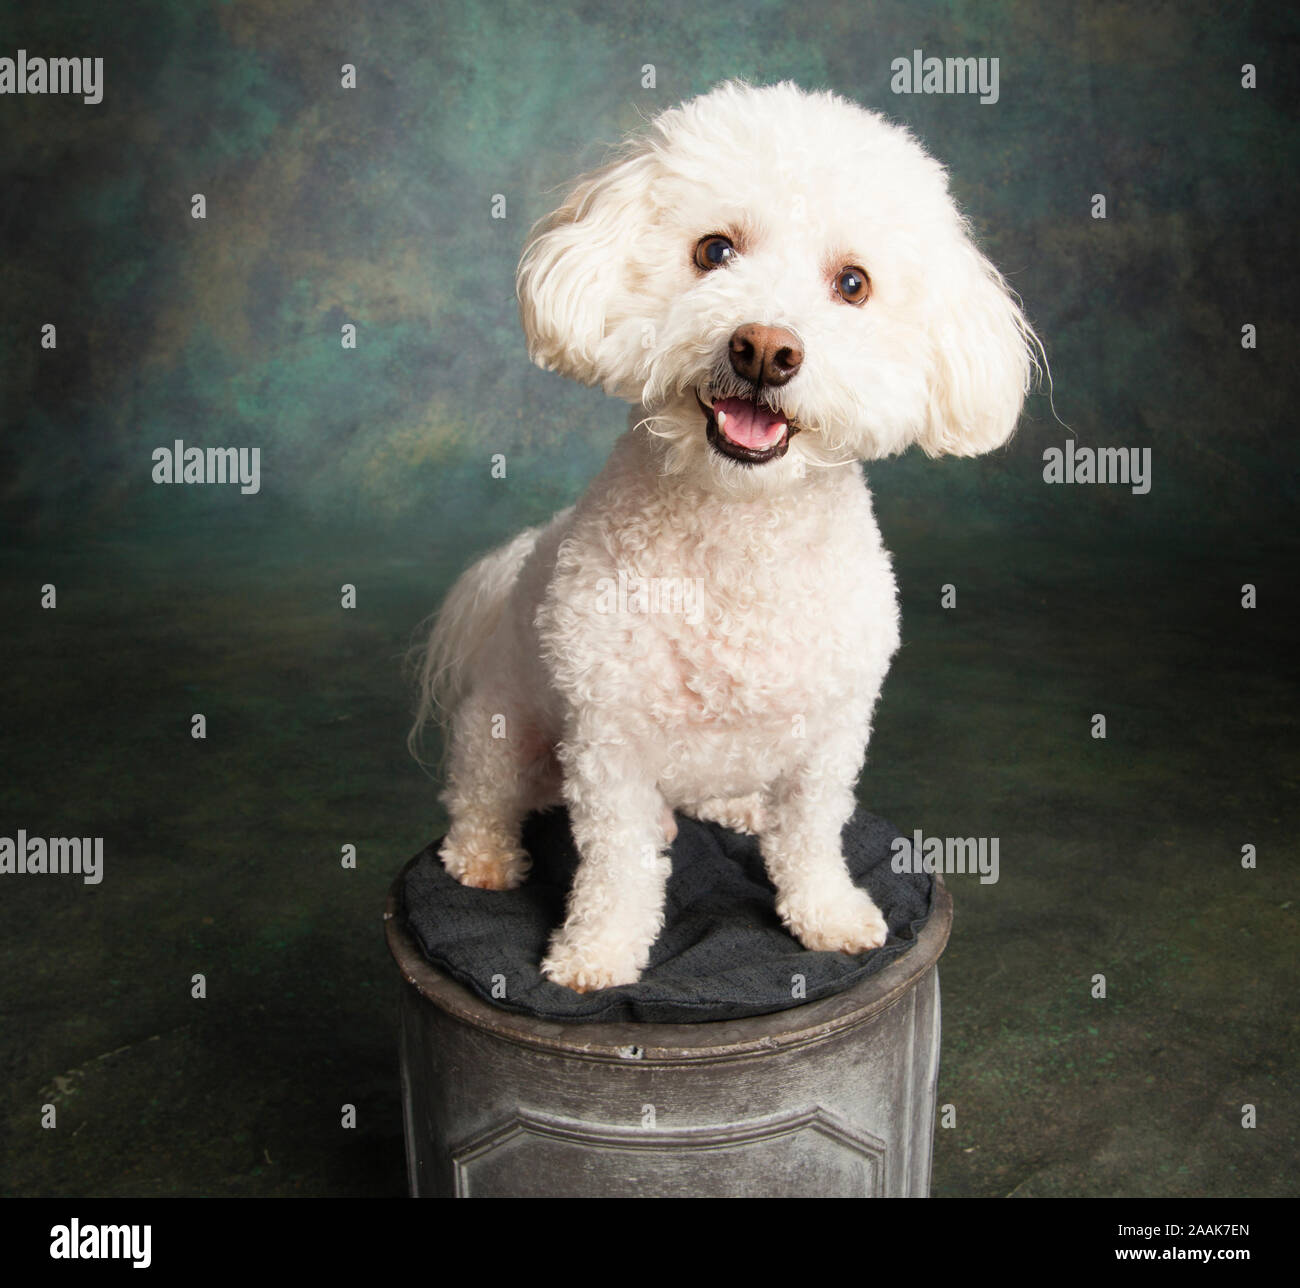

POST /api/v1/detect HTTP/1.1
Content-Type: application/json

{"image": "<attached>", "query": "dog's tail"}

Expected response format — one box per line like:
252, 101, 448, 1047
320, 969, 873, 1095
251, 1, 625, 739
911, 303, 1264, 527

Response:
407, 525, 543, 762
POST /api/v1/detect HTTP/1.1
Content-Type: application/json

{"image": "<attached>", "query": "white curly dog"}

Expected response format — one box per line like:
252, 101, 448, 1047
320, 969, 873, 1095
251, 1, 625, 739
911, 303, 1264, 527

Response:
413, 81, 1037, 992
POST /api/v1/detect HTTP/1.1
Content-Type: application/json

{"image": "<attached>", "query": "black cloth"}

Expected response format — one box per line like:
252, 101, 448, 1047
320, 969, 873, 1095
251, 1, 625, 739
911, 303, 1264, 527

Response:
398, 806, 933, 1024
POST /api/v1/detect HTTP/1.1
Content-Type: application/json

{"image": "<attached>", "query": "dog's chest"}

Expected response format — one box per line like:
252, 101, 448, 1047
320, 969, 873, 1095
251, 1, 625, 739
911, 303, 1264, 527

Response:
590, 489, 889, 727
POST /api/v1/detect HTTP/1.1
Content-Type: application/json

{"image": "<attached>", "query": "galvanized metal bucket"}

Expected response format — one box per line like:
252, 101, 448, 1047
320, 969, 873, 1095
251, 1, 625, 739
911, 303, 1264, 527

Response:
386, 865, 951, 1197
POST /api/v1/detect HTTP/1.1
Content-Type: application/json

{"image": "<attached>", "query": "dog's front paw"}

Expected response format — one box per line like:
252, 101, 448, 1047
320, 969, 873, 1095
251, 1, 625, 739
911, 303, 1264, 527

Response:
782, 886, 889, 955
439, 836, 531, 891
541, 933, 647, 993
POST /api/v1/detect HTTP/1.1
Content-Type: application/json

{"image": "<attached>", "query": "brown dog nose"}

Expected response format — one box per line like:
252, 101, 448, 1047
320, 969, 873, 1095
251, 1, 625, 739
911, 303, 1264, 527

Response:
729, 323, 804, 387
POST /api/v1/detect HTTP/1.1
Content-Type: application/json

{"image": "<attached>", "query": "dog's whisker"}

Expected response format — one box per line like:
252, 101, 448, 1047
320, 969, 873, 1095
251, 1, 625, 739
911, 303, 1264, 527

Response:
635, 413, 677, 440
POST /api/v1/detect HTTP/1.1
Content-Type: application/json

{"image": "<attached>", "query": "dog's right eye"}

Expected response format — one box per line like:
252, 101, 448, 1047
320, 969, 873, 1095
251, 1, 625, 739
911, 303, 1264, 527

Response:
693, 234, 737, 271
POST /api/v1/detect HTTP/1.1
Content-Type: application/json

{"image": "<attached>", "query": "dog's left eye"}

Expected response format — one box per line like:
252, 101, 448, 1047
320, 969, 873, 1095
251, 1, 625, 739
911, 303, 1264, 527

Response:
833, 266, 871, 305
694, 234, 737, 271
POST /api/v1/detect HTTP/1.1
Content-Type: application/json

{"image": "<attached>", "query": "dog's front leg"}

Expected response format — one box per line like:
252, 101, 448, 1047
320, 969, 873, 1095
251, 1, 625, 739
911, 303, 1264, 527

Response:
540, 741, 672, 992
762, 731, 888, 956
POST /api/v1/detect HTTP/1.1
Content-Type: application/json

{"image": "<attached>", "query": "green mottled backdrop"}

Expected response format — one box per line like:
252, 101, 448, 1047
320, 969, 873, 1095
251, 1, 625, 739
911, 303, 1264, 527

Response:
2, 0, 1296, 548
1, 0, 1297, 1200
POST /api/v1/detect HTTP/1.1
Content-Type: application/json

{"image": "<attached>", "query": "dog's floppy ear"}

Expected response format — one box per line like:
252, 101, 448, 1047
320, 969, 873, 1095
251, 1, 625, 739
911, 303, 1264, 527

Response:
516, 147, 660, 388
918, 232, 1037, 457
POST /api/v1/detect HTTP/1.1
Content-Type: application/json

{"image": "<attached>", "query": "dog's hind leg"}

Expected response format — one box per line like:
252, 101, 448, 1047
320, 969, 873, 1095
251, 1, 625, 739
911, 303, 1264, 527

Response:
438, 692, 558, 891
686, 793, 767, 835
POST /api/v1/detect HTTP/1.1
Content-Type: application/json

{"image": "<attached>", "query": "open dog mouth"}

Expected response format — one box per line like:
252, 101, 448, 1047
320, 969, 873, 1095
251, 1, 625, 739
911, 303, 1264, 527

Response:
695, 391, 800, 465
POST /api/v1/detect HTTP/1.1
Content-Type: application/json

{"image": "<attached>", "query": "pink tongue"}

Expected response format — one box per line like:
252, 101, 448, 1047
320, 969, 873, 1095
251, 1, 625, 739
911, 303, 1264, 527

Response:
714, 397, 786, 450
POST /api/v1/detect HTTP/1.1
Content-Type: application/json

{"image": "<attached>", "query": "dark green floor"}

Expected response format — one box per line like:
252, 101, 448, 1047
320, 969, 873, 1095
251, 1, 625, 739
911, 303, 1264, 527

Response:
0, 509, 1294, 1197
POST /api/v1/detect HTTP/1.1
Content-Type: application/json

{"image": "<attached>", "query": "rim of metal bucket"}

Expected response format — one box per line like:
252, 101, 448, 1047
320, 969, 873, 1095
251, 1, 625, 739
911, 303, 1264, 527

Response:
385, 858, 952, 1065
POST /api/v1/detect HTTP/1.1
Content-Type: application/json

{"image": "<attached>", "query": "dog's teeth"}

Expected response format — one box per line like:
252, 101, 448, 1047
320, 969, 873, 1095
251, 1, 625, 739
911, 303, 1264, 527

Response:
716, 410, 727, 428
775, 422, 787, 435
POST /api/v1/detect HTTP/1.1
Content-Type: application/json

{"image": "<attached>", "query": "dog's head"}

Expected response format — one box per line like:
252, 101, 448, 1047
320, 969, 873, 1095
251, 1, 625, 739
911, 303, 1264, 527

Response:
518, 81, 1038, 491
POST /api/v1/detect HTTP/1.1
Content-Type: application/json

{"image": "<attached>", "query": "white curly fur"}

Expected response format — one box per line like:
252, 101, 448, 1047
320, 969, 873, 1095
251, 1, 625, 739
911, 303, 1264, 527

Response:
412, 81, 1037, 991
